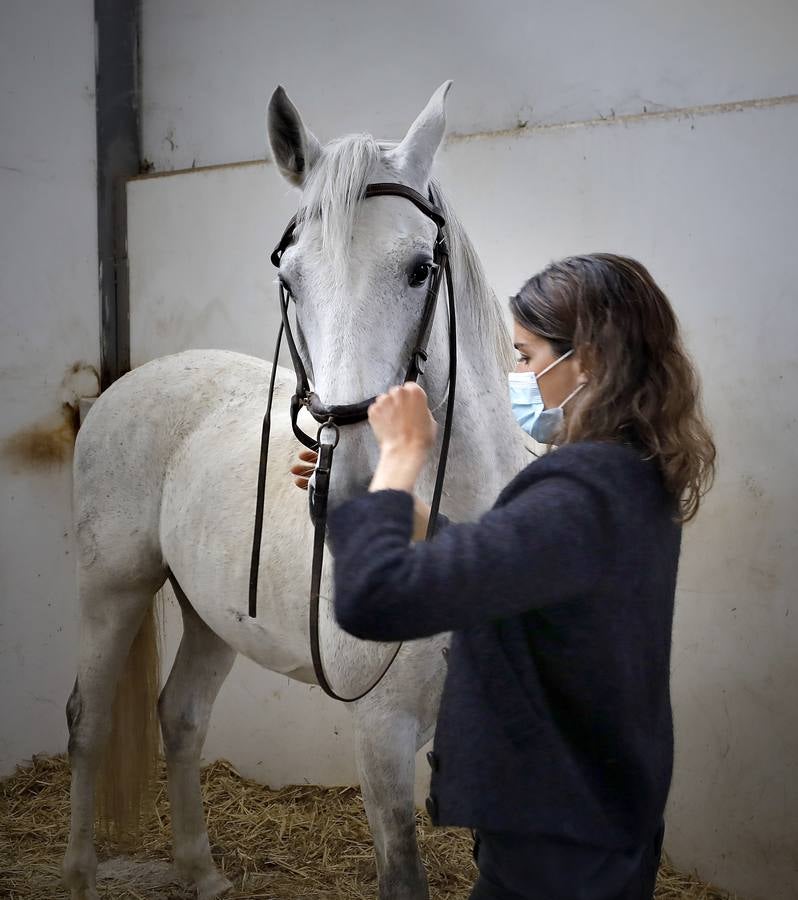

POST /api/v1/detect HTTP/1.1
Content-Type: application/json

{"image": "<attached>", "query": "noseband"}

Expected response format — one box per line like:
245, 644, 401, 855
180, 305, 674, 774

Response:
249, 182, 457, 702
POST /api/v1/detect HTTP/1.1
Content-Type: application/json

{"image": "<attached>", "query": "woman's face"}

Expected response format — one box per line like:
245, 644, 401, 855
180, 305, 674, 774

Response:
512, 322, 584, 409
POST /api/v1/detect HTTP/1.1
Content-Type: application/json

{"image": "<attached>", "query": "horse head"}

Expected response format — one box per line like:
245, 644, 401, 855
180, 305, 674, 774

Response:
267, 81, 456, 509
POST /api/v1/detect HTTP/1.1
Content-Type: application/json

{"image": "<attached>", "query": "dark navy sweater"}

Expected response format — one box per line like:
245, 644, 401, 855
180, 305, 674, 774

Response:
328, 441, 681, 848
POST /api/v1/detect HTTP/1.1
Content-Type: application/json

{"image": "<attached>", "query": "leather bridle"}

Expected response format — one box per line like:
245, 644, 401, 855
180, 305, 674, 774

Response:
249, 182, 457, 702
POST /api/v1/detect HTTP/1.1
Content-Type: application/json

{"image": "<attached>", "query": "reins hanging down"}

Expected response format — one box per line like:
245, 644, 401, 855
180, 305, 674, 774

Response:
249, 182, 457, 702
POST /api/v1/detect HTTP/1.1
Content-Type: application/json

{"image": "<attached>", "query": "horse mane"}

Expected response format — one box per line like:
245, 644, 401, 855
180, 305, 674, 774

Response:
428, 178, 516, 373
296, 133, 515, 373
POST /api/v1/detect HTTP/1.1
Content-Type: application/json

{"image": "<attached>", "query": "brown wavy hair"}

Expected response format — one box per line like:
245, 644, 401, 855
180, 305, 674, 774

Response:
510, 253, 716, 522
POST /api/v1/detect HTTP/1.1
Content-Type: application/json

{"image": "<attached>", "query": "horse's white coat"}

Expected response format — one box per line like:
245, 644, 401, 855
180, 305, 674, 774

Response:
64, 83, 529, 900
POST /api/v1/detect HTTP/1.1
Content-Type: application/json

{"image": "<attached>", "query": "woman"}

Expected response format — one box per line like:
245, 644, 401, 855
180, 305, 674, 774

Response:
290, 253, 715, 900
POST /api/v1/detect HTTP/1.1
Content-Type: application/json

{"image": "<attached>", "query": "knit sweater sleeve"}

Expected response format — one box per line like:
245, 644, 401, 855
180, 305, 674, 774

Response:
328, 472, 611, 642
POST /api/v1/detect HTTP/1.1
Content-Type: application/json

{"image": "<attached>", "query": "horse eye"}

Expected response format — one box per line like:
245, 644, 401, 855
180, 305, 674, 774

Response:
408, 262, 434, 288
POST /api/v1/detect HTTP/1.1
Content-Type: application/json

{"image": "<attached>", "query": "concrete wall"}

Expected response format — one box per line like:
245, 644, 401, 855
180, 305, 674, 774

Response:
0, 0, 100, 769
140, 0, 798, 171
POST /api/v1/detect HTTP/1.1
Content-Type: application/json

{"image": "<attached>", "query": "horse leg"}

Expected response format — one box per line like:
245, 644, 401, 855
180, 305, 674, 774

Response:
62, 580, 158, 900
354, 710, 427, 900
351, 638, 449, 900
158, 578, 236, 900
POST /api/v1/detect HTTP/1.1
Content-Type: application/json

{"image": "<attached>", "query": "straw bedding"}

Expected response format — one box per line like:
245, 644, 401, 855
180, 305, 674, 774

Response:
0, 755, 737, 899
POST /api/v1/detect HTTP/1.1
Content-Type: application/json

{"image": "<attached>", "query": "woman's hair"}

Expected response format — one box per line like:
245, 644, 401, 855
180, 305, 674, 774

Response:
509, 253, 716, 522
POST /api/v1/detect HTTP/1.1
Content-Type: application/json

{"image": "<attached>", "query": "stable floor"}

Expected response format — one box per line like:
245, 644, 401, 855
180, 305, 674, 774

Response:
0, 756, 737, 899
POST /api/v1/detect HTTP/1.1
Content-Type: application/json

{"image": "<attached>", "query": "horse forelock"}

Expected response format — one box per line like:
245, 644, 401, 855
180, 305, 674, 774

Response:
296, 134, 385, 285
295, 133, 514, 373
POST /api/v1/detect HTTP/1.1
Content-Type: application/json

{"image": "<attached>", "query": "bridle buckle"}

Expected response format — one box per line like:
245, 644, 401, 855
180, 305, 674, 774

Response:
316, 417, 341, 450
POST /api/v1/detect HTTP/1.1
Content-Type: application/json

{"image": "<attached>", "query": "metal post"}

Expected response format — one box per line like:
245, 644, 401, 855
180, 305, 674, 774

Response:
95, 0, 141, 390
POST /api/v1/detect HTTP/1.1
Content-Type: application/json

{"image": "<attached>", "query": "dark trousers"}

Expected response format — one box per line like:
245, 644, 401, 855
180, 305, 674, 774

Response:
468, 822, 665, 900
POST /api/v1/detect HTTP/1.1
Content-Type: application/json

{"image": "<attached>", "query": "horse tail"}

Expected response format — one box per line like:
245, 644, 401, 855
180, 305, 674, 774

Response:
96, 591, 162, 845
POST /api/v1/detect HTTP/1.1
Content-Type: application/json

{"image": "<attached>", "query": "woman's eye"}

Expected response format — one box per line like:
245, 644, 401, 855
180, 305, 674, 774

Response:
516, 356, 529, 365
408, 262, 434, 288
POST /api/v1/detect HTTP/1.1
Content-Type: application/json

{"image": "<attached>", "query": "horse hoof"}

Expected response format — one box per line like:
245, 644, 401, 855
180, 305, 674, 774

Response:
63, 857, 100, 900
68, 889, 100, 900
196, 870, 233, 900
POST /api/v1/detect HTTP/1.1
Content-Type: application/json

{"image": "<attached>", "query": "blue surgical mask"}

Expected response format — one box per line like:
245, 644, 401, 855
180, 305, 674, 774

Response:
508, 370, 545, 435
508, 350, 584, 443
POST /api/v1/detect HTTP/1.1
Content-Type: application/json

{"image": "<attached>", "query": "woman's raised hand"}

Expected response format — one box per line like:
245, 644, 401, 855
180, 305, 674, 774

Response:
367, 382, 437, 454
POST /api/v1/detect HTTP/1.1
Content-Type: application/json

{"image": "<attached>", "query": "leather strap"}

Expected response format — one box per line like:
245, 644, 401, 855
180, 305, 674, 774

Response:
271, 185, 448, 434
250, 181, 457, 703
425, 253, 456, 540
248, 320, 286, 617
307, 427, 404, 702
304, 252, 456, 701
270, 182, 445, 269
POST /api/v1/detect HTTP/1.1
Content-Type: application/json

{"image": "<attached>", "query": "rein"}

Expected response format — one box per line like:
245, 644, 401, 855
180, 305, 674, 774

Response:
249, 182, 457, 702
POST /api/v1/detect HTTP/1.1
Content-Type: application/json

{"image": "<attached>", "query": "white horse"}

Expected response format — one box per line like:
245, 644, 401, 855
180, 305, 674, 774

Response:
62, 81, 529, 900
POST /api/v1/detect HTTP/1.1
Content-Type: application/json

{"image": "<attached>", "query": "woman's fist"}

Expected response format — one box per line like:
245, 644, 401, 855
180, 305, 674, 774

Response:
367, 382, 437, 454
291, 382, 435, 497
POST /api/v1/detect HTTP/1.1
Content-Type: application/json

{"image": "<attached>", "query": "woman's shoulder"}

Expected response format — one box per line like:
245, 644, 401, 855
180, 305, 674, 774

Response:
546, 439, 649, 469
504, 439, 662, 502
493, 441, 677, 536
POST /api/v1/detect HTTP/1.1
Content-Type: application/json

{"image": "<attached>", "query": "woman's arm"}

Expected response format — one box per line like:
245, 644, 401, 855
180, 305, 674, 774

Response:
329, 471, 610, 642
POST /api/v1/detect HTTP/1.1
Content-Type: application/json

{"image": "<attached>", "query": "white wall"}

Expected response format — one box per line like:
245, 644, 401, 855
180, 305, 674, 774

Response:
127, 164, 294, 369
140, 0, 798, 171
0, 1, 100, 769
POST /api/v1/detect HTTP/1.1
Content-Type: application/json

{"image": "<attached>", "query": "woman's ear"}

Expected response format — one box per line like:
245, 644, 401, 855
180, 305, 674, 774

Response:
574, 346, 591, 384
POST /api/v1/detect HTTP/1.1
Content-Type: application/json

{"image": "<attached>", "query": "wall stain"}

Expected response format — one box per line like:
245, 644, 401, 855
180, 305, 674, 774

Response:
2, 402, 80, 469
1, 362, 99, 471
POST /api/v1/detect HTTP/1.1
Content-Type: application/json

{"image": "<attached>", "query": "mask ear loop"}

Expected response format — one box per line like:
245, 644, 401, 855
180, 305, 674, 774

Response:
535, 348, 574, 380
543, 381, 585, 449
558, 381, 586, 409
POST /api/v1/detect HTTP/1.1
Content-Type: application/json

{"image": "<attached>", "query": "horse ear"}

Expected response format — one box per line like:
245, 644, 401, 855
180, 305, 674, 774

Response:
267, 86, 322, 188
388, 81, 453, 183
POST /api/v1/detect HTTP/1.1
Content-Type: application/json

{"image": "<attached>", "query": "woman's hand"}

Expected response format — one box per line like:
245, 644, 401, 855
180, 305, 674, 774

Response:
367, 382, 437, 455
290, 383, 436, 496
368, 383, 436, 494
290, 449, 317, 490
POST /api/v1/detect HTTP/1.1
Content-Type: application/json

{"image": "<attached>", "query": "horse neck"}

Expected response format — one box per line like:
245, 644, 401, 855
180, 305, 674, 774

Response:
424, 262, 530, 518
